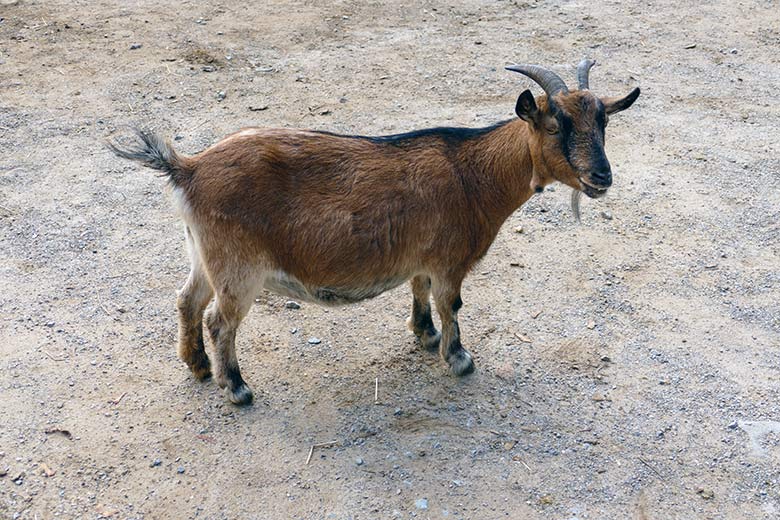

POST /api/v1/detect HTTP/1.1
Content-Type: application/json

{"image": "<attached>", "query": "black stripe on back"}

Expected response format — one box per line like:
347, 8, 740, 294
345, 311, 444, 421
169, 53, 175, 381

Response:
313, 121, 511, 147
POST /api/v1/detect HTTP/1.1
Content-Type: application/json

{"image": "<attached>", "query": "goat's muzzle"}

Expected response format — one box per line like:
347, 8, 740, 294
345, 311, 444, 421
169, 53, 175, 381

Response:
579, 176, 610, 199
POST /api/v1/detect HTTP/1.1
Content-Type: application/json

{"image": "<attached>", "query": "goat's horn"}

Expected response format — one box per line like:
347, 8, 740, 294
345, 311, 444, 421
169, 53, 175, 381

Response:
577, 59, 596, 90
505, 64, 569, 98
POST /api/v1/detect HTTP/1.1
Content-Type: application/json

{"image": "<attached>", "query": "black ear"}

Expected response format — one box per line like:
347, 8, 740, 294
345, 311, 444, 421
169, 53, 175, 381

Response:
515, 90, 539, 124
602, 87, 640, 115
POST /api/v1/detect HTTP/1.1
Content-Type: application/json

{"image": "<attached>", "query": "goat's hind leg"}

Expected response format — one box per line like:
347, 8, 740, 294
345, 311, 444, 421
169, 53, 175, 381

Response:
204, 281, 257, 405
177, 227, 214, 380
406, 275, 441, 351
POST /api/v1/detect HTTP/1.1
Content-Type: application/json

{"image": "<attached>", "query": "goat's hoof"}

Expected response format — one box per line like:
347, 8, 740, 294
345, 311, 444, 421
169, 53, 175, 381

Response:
407, 318, 441, 351
449, 350, 475, 376
186, 357, 212, 381
227, 384, 254, 406
420, 329, 441, 352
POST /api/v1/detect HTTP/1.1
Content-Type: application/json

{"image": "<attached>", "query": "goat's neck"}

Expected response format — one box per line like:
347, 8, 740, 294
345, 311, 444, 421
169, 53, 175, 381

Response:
462, 119, 537, 228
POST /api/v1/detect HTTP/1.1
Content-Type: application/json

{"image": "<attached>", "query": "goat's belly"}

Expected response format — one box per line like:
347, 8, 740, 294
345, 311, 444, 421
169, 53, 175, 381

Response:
263, 270, 407, 306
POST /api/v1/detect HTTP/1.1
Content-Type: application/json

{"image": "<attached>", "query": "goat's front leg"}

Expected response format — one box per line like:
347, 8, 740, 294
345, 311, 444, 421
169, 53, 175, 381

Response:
406, 275, 441, 351
432, 278, 475, 376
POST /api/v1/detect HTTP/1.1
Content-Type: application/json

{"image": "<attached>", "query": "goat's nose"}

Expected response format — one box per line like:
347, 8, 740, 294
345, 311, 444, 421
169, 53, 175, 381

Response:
590, 170, 612, 188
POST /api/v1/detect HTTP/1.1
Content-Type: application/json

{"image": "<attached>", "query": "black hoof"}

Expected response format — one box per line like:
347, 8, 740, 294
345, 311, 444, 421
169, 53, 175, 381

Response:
449, 350, 475, 376
420, 329, 441, 352
227, 384, 254, 405
187, 356, 212, 381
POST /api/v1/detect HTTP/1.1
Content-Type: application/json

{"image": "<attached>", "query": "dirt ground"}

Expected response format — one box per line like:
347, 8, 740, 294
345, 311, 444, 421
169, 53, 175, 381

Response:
2, 0, 780, 518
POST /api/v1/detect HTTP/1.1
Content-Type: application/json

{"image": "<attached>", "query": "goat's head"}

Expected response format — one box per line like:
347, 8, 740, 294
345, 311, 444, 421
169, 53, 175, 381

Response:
506, 60, 639, 203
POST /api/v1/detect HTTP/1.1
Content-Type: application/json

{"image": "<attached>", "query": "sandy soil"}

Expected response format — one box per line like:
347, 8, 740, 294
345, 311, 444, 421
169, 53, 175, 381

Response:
2, 0, 780, 518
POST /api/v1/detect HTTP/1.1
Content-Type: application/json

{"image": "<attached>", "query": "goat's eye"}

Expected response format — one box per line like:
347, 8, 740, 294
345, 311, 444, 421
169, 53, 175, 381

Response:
546, 126, 559, 135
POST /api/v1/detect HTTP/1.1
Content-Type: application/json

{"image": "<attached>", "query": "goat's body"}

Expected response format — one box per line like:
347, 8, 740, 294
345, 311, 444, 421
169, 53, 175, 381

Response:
173, 124, 532, 306
118, 121, 536, 403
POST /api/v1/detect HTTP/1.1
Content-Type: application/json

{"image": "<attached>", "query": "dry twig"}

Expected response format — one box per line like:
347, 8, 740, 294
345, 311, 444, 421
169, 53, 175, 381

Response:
106, 271, 140, 279
44, 350, 67, 362
638, 457, 665, 479
305, 441, 338, 465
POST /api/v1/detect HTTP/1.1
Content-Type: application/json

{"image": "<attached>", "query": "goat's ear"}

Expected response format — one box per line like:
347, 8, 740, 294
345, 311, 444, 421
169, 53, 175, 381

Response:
515, 90, 539, 124
602, 87, 640, 115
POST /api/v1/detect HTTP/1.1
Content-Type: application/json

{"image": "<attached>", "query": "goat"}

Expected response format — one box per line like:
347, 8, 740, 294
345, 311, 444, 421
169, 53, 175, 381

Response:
109, 60, 639, 405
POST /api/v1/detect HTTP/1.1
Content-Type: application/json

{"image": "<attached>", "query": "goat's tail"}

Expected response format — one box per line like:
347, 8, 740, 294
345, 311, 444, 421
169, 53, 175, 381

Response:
107, 128, 193, 187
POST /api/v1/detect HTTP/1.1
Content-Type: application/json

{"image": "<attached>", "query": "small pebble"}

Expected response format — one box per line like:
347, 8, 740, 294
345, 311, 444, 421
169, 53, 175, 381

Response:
697, 488, 714, 500
177, 467, 185, 474
285, 301, 301, 310
130, 43, 142, 50
600, 210, 613, 220
415, 498, 428, 510
308, 337, 321, 345
150, 459, 162, 467
216, 91, 226, 101
355, 458, 364, 466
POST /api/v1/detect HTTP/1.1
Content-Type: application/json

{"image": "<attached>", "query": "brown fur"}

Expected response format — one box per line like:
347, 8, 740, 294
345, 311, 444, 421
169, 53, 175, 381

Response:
180, 123, 535, 283
111, 83, 639, 404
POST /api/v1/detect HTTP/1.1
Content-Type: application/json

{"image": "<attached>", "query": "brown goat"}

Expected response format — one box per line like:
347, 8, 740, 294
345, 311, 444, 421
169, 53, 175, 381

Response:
110, 61, 639, 404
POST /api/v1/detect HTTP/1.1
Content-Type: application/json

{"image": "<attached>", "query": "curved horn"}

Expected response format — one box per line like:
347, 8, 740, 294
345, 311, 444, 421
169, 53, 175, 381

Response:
577, 59, 596, 90
505, 64, 569, 98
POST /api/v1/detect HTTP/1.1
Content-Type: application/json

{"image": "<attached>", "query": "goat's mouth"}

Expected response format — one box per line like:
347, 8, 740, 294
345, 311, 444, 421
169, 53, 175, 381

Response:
579, 178, 609, 199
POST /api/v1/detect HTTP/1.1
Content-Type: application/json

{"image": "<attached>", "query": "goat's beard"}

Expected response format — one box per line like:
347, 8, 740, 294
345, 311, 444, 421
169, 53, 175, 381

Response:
570, 189, 582, 222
